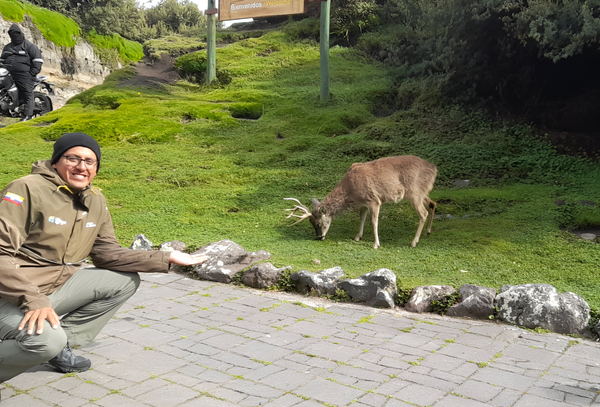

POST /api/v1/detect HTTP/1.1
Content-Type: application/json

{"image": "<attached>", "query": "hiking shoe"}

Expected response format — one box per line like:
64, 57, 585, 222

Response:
48, 343, 91, 373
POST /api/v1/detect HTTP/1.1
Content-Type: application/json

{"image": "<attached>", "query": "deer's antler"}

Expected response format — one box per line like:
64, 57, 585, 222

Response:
284, 198, 313, 225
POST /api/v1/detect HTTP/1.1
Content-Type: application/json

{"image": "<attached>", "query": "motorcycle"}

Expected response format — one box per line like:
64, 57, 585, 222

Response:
0, 64, 54, 119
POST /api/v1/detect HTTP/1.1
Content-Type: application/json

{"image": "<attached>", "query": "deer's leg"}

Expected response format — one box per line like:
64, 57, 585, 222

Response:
370, 205, 381, 249
410, 197, 429, 247
355, 207, 369, 242
426, 198, 436, 235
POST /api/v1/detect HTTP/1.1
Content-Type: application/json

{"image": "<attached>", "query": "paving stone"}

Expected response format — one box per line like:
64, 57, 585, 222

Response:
63, 381, 111, 400
294, 378, 365, 405
453, 379, 503, 402
358, 391, 392, 406
135, 383, 200, 407
374, 378, 412, 396
332, 364, 390, 383
223, 378, 286, 398
419, 352, 465, 372
120, 378, 170, 398
293, 341, 365, 362
513, 394, 579, 407
489, 388, 524, 407
28, 386, 88, 407
179, 395, 238, 406
435, 394, 491, 407
0, 393, 53, 406
393, 383, 446, 405
265, 393, 306, 407
471, 367, 536, 391
438, 342, 498, 363
94, 393, 153, 406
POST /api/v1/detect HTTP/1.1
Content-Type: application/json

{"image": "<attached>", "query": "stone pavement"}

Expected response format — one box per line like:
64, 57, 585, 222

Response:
2, 272, 600, 406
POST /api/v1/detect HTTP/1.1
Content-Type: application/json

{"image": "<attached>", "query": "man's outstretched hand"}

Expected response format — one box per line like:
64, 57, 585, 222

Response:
168, 251, 209, 266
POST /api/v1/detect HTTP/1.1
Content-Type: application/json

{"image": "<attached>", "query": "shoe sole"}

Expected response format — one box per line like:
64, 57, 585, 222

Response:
48, 364, 91, 373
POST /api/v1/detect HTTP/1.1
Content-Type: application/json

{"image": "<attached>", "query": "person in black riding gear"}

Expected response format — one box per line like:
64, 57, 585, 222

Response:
0, 24, 44, 122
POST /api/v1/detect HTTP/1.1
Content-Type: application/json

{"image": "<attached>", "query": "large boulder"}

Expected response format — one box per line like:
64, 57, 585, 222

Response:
191, 240, 270, 283
495, 284, 590, 335
339, 268, 397, 308
290, 266, 345, 296
446, 284, 496, 319
242, 263, 291, 289
404, 285, 456, 313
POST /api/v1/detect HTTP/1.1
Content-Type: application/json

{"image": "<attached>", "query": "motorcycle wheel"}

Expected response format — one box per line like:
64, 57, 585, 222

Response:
33, 92, 53, 117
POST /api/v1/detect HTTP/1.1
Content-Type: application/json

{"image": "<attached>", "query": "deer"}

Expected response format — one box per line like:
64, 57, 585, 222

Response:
284, 155, 437, 249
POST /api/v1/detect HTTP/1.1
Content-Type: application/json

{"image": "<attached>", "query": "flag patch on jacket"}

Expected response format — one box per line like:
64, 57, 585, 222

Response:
3, 192, 24, 206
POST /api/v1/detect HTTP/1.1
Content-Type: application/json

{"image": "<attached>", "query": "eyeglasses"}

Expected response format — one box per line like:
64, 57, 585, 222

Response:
63, 155, 97, 169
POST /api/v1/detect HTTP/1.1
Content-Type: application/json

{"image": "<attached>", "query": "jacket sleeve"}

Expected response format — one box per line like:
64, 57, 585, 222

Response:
0, 183, 53, 311
89, 210, 170, 273
27, 42, 43, 76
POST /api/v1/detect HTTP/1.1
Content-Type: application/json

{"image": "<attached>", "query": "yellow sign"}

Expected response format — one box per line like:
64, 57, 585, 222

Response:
219, 0, 305, 21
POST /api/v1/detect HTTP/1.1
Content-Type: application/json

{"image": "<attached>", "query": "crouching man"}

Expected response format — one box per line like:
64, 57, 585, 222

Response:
0, 133, 207, 398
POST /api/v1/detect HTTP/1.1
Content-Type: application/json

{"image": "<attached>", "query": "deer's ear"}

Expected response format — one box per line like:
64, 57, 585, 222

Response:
312, 198, 320, 208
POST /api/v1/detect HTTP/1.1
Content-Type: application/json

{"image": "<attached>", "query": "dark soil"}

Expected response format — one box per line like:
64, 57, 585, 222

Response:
118, 54, 181, 88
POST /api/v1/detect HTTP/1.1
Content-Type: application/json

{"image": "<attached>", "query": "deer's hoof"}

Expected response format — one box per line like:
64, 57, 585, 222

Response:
354, 237, 361, 242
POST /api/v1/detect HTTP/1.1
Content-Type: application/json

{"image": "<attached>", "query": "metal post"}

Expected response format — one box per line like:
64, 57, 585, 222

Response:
320, 0, 330, 102
206, 0, 217, 84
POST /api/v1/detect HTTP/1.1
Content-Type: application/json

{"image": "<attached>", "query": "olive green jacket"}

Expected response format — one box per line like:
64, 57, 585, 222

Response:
0, 160, 170, 312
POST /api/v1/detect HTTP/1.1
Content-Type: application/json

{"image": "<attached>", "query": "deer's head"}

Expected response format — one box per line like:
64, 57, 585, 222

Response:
284, 198, 332, 240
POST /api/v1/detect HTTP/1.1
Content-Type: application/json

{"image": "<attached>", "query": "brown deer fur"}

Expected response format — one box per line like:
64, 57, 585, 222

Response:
285, 155, 437, 249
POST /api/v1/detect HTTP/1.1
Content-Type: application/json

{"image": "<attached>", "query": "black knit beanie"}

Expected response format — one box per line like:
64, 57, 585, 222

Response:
51, 133, 101, 171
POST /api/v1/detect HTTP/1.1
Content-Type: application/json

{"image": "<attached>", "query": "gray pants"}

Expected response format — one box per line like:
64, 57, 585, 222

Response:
0, 268, 140, 382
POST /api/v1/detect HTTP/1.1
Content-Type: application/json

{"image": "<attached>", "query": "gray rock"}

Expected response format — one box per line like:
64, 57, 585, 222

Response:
578, 200, 596, 207
130, 234, 153, 251
242, 263, 292, 289
290, 266, 345, 296
453, 179, 470, 187
446, 284, 496, 319
446, 214, 456, 219
191, 239, 271, 283
495, 284, 590, 335
159, 240, 187, 252
579, 233, 597, 241
339, 268, 397, 308
404, 285, 457, 313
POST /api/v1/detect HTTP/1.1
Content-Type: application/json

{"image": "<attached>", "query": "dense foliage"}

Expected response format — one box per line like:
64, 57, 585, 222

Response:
24, 0, 207, 42
350, 0, 600, 131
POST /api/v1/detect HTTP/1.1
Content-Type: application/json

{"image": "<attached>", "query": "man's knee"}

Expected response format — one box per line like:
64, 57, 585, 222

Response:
124, 272, 141, 293
19, 327, 68, 363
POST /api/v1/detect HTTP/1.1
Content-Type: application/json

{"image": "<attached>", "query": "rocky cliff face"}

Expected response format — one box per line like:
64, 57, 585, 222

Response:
0, 15, 116, 106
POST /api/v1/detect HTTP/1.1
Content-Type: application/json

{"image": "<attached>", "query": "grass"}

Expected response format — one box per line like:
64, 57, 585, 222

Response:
1, 26, 599, 312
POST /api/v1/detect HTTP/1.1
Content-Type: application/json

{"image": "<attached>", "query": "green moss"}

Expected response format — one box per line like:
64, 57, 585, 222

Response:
85, 29, 144, 65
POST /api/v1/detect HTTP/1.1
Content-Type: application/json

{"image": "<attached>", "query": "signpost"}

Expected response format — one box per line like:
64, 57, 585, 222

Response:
205, 0, 330, 102
219, 0, 305, 21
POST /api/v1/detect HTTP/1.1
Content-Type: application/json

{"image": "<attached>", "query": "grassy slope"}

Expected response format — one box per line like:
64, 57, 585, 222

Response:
1, 30, 599, 311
